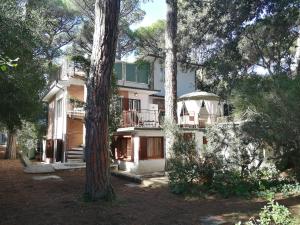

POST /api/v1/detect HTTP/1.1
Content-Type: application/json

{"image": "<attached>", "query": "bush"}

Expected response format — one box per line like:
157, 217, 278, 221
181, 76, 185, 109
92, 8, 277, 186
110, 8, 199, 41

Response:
168, 130, 300, 198
18, 121, 38, 159
210, 170, 257, 198
236, 200, 295, 225
168, 133, 221, 194
206, 122, 265, 177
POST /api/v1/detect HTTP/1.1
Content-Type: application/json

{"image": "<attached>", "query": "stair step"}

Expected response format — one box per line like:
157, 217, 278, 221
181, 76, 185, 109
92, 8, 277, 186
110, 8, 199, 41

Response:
70, 147, 84, 151
67, 151, 84, 155
67, 155, 84, 159
67, 159, 84, 163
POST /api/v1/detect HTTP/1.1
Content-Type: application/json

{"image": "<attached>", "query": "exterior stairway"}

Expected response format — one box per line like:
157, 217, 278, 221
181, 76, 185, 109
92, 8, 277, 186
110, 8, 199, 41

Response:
66, 147, 85, 163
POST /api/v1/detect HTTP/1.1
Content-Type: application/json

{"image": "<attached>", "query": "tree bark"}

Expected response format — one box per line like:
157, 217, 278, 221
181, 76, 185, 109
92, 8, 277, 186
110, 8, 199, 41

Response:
5, 129, 17, 160
85, 0, 120, 201
164, 0, 178, 164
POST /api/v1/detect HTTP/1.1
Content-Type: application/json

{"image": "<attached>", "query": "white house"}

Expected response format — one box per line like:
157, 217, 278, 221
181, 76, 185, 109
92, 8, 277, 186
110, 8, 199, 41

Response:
42, 58, 225, 174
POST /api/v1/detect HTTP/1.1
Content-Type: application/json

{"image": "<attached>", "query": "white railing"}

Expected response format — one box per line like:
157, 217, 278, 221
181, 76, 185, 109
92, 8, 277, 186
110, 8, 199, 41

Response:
121, 109, 162, 128
67, 107, 85, 118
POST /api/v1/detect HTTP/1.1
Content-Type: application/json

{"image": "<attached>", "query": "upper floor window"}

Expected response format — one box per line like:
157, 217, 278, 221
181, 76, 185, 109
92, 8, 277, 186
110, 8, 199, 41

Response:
114, 63, 123, 80
114, 62, 150, 84
56, 99, 62, 117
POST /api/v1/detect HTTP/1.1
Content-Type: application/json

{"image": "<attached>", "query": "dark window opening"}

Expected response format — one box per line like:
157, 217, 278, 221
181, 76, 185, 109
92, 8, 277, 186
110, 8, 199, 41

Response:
115, 137, 133, 161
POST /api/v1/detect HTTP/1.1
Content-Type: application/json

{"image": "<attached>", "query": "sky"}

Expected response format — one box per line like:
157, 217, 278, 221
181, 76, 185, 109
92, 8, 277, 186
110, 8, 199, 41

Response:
130, 1, 166, 30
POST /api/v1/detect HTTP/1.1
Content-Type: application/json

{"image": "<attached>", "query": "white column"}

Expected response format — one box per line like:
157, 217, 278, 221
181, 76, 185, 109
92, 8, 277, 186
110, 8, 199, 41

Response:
133, 136, 140, 164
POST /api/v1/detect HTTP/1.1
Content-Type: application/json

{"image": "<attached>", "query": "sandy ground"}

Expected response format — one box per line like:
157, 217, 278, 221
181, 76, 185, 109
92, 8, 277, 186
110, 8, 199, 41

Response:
1, 150, 300, 225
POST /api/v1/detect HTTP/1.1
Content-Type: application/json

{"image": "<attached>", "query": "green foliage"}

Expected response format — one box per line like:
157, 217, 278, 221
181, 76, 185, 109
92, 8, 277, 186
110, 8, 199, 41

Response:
236, 200, 296, 225
133, 20, 165, 58
168, 130, 300, 198
18, 121, 38, 159
71, 0, 145, 58
26, 0, 81, 63
0, 3, 46, 132
178, 0, 299, 97
168, 132, 221, 195
206, 122, 265, 177
0, 56, 18, 72
69, 97, 85, 108
230, 74, 300, 180
108, 73, 121, 153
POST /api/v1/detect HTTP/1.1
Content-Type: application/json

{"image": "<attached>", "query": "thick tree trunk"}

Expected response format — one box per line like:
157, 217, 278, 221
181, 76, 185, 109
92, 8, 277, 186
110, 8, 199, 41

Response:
5, 130, 17, 159
85, 0, 120, 201
164, 0, 178, 164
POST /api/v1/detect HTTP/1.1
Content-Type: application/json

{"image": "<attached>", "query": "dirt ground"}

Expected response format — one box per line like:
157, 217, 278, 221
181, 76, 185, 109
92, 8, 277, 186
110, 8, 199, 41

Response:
1, 151, 300, 225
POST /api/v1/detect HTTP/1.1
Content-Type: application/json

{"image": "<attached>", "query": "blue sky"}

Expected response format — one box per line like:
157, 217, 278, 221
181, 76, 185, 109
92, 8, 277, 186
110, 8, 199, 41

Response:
130, 1, 166, 30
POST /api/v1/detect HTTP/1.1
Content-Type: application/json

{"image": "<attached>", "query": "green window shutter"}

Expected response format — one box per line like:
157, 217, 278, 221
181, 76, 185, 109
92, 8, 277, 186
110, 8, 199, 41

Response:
114, 63, 122, 80
126, 64, 136, 82
137, 63, 149, 84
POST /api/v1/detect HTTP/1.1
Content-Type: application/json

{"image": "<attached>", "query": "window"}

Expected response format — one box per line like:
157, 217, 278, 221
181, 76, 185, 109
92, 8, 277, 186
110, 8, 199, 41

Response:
56, 99, 62, 117
129, 99, 141, 111
140, 137, 164, 160
114, 63, 123, 80
137, 63, 149, 83
125, 63, 149, 84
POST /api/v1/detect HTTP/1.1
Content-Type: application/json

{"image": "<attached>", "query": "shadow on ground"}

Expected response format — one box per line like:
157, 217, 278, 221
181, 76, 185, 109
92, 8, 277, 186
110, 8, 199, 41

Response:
0, 151, 299, 225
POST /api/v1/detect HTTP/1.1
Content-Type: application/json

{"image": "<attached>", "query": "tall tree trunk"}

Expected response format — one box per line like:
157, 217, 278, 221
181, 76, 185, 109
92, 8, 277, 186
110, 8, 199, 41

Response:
164, 0, 178, 166
5, 129, 17, 159
85, 0, 120, 201
294, 25, 300, 75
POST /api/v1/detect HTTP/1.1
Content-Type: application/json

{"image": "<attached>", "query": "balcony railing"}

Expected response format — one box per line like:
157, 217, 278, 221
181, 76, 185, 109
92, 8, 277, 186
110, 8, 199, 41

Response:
121, 109, 162, 128
120, 110, 232, 129
67, 107, 85, 119
178, 113, 223, 128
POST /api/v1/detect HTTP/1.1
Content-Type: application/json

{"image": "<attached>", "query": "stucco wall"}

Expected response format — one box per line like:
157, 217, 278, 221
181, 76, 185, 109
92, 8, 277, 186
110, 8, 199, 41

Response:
118, 159, 165, 174
67, 118, 84, 149
47, 97, 55, 139
54, 89, 67, 140
68, 85, 84, 101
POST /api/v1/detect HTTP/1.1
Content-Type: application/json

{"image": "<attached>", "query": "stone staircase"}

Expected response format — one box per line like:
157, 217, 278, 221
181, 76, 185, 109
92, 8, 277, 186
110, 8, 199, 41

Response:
66, 147, 84, 163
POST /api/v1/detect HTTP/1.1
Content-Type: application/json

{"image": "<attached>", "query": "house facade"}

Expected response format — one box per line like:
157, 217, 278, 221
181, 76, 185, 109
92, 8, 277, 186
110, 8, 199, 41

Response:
43, 58, 224, 174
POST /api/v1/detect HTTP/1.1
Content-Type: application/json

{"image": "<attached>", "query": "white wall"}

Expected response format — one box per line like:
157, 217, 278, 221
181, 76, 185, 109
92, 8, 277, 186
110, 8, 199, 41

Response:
118, 159, 165, 174
54, 88, 67, 140
128, 91, 150, 110
137, 159, 165, 173
153, 61, 196, 97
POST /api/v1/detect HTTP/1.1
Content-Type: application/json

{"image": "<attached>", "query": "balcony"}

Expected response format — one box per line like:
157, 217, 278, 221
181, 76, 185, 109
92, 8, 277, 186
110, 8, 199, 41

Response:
178, 112, 223, 128
67, 107, 85, 119
120, 109, 162, 128
120, 110, 229, 129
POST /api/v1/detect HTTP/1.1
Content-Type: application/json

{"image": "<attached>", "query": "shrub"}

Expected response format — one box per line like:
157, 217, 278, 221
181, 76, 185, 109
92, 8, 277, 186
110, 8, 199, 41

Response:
168, 129, 300, 198
18, 121, 38, 159
206, 122, 265, 177
236, 200, 295, 225
168, 133, 221, 194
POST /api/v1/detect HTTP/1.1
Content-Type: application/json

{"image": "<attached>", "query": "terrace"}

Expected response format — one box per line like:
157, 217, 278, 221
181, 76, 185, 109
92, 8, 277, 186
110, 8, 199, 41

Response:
120, 109, 162, 128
